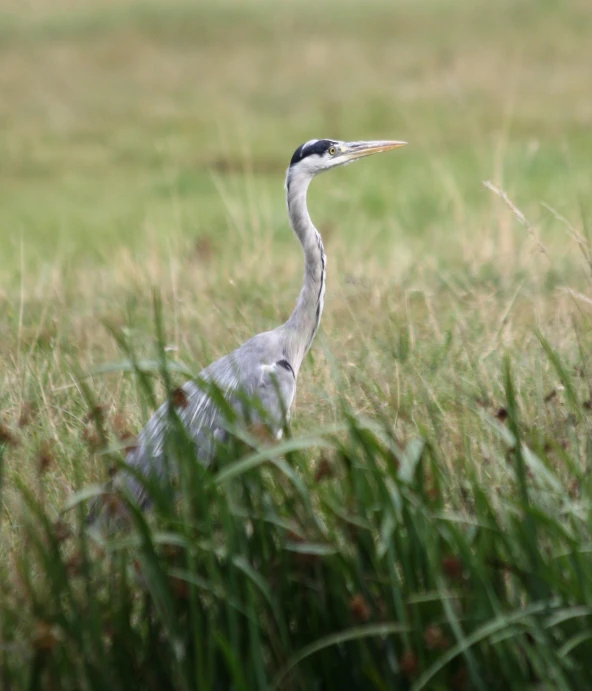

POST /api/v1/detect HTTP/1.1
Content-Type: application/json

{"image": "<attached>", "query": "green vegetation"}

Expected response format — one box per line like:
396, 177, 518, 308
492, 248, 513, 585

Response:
2, 0, 592, 687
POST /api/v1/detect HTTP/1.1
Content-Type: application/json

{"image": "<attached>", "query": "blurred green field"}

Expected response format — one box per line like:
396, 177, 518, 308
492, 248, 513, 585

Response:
1, 0, 591, 277
1, 0, 592, 557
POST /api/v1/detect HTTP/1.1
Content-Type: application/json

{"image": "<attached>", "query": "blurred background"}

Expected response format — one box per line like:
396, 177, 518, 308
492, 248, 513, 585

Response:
1, 0, 590, 278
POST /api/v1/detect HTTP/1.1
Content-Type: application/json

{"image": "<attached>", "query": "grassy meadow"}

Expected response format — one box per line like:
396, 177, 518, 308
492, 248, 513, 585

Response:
2, 0, 592, 687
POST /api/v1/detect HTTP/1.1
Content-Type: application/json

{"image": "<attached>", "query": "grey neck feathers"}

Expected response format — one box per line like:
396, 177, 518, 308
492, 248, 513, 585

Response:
281, 167, 326, 373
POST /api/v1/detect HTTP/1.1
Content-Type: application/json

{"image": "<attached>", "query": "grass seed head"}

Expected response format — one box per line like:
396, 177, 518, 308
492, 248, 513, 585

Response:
441, 555, 465, 582
36, 440, 55, 475
0, 423, 18, 447
32, 622, 59, 653
314, 453, 333, 482
388, 451, 401, 470
84, 404, 107, 424
112, 411, 134, 438
81, 427, 101, 451
171, 387, 189, 409
423, 624, 449, 651
53, 520, 71, 543
495, 407, 508, 422
104, 493, 127, 521
65, 552, 84, 577
400, 650, 418, 679
194, 235, 215, 263
18, 401, 37, 427
249, 423, 277, 444
119, 433, 137, 454
349, 594, 371, 623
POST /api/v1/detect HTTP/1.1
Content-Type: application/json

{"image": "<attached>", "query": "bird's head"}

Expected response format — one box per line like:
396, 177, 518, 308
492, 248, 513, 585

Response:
288, 138, 407, 178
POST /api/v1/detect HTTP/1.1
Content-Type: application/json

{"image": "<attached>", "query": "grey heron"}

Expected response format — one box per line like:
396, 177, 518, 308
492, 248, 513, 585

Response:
89, 138, 407, 520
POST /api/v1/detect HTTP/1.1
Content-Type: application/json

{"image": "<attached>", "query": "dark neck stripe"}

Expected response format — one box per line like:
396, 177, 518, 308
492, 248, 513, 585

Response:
312, 232, 325, 341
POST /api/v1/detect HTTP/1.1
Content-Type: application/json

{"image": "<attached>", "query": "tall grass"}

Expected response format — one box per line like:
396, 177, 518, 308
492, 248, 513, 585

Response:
2, 302, 592, 690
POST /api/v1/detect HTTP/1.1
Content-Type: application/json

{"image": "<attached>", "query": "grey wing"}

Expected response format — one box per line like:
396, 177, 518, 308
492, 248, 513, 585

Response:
233, 359, 296, 439
118, 359, 239, 506
112, 355, 295, 507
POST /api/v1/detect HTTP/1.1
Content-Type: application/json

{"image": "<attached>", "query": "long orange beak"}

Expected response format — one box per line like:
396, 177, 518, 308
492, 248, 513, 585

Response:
340, 140, 408, 161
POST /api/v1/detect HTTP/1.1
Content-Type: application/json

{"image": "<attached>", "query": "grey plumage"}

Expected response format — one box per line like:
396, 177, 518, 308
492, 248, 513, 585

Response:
117, 330, 297, 507
88, 137, 406, 520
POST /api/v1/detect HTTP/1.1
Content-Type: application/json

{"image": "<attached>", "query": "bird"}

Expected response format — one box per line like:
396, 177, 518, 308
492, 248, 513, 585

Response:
87, 138, 406, 522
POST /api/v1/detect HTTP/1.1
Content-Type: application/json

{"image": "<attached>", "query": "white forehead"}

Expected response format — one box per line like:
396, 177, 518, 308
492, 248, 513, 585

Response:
303, 139, 319, 149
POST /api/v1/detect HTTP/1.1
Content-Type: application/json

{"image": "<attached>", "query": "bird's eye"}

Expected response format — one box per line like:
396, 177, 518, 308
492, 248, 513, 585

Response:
328, 147, 336, 156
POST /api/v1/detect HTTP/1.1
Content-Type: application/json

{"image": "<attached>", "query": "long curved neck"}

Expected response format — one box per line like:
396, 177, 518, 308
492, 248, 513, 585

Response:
281, 168, 326, 373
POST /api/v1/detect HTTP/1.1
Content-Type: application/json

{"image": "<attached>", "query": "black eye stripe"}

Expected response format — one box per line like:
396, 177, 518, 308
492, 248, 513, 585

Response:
290, 139, 336, 166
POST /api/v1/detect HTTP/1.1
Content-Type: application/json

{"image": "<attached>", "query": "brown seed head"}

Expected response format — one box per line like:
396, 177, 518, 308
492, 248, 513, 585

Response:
0, 423, 18, 447
111, 411, 130, 436
171, 387, 189, 409
388, 451, 400, 470
426, 487, 440, 502
105, 494, 125, 518
119, 433, 137, 454
81, 427, 101, 451
112, 418, 136, 451
107, 464, 118, 478
423, 472, 440, 502
249, 423, 275, 444
65, 552, 84, 577
285, 529, 304, 543
194, 235, 215, 262
32, 622, 59, 652
18, 401, 37, 427
441, 555, 464, 582
495, 407, 508, 422
84, 404, 107, 424
423, 624, 449, 651
349, 594, 371, 623
169, 575, 190, 599
400, 650, 418, 679
37, 440, 55, 474
53, 519, 71, 543
314, 453, 333, 482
